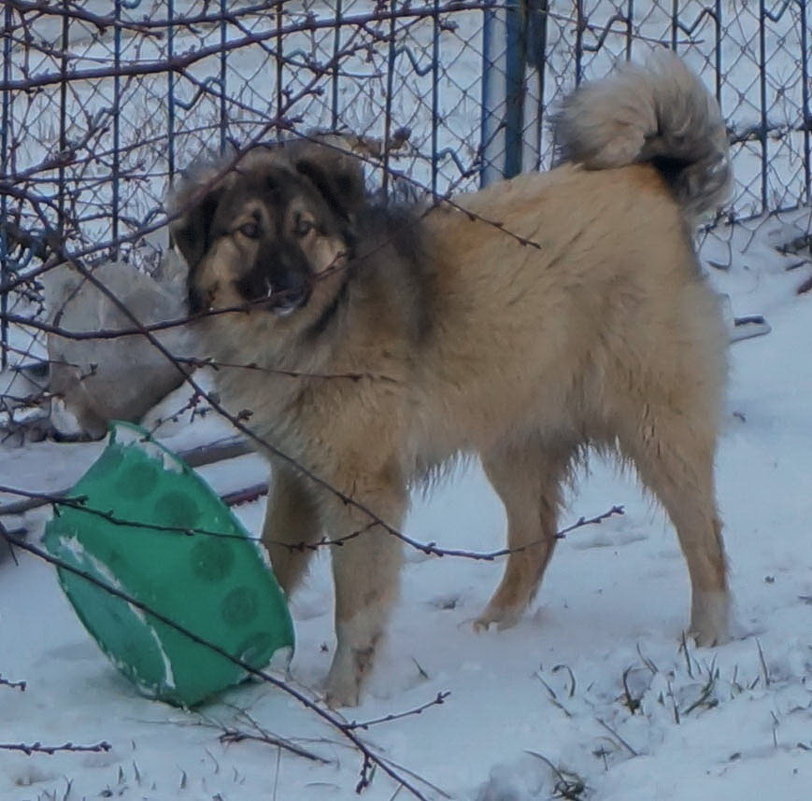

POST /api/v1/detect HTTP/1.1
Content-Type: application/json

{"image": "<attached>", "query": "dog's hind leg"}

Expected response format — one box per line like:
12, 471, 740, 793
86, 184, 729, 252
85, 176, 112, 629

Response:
320, 463, 408, 708
262, 464, 322, 595
475, 439, 576, 631
618, 407, 730, 646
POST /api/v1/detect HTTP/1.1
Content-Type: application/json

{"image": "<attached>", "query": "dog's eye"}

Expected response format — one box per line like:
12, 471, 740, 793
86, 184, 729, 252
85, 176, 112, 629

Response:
238, 221, 260, 239
294, 217, 314, 237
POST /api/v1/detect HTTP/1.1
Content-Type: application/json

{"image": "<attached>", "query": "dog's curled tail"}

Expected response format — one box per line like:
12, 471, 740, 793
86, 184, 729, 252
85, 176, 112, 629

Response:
553, 50, 731, 221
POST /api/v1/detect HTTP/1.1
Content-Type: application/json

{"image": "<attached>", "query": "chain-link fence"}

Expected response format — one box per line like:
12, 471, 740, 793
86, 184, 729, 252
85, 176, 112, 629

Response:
1, 0, 810, 370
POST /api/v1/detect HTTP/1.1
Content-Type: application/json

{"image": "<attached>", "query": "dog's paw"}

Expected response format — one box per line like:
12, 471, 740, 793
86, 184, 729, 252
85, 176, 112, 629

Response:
324, 671, 361, 709
472, 604, 521, 633
324, 646, 364, 708
690, 590, 731, 647
690, 626, 731, 648
472, 617, 492, 634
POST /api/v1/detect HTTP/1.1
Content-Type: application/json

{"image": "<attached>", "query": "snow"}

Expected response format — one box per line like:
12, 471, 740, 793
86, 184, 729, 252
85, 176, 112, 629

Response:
2, 211, 812, 800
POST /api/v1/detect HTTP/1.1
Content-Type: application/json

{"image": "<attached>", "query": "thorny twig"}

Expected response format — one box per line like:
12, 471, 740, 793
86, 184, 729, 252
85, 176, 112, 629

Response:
344, 692, 450, 731
0, 741, 111, 756
0, 481, 624, 562
214, 704, 331, 764
218, 727, 329, 764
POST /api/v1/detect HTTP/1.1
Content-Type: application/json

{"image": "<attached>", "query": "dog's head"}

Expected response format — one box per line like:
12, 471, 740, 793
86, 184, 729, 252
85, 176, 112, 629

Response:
170, 138, 365, 324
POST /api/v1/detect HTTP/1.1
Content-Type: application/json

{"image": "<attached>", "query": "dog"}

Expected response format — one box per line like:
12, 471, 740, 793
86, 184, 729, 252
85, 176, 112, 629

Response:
171, 50, 732, 707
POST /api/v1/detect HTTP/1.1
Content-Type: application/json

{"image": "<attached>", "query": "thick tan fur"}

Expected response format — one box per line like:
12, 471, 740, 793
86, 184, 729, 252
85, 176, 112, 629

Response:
172, 53, 731, 707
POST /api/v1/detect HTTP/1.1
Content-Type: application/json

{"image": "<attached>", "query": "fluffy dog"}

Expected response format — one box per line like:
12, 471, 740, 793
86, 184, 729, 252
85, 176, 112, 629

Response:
172, 50, 732, 707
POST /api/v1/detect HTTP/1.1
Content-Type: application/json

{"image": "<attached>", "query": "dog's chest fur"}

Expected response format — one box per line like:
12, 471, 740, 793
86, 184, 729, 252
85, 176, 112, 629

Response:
195, 261, 431, 473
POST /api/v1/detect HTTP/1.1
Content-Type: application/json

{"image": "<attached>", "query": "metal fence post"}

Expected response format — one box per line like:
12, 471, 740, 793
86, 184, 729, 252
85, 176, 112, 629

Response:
479, 0, 498, 187
758, 0, 769, 215
431, 0, 441, 197
1, 3, 12, 368
503, 0, 525, 179
526, 0, 549, 173
219, 0, 228, 153
382, 0, 399, 197
801, 0, 811, 206
167, 0, 176, 181
112, 0, 123, 260
480, 0, 531, 184
330, 0, 343, 131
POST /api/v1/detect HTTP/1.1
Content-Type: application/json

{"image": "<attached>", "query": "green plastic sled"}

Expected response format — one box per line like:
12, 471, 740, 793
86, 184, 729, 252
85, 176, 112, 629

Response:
43, 421, 293, 707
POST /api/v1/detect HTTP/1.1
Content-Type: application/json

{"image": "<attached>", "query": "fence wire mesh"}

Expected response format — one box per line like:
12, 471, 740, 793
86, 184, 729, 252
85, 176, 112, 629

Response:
0, 0, 810, 371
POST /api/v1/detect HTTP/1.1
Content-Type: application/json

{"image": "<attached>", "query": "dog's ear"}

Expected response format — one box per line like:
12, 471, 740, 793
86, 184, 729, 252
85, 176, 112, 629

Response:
168, 164, 227, 270
291, 139, 366, 223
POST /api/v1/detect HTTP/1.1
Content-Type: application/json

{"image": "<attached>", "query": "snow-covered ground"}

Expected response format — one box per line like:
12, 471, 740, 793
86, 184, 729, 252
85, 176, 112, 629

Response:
1, 210, 811, 800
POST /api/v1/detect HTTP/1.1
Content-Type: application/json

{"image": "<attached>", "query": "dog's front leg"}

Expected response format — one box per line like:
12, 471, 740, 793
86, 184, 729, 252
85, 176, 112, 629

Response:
319, 463, 407, 708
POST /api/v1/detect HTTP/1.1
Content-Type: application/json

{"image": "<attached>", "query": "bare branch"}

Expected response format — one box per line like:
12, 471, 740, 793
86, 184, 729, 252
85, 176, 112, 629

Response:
0, 741, 111, 756
6, 0, 160, 35
0, 3, 492, 92
0, 475, 623, 562
343, 692, 450, 732
217, 708, 331, 764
